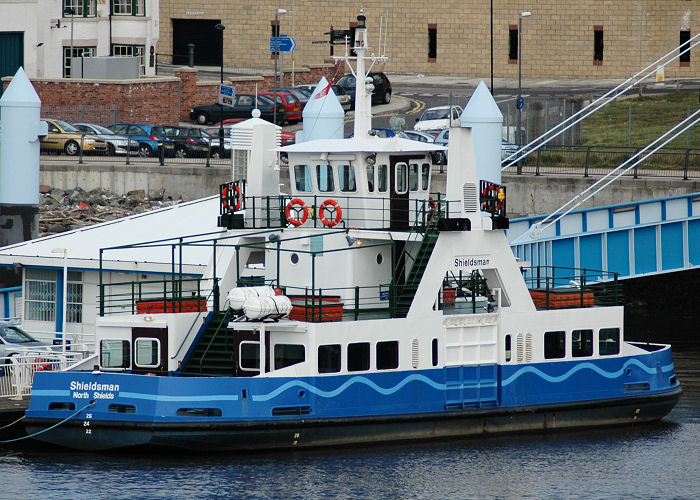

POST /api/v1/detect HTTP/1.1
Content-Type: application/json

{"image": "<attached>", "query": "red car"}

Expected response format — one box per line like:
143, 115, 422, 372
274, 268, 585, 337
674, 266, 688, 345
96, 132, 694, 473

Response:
261, 91, 302, 124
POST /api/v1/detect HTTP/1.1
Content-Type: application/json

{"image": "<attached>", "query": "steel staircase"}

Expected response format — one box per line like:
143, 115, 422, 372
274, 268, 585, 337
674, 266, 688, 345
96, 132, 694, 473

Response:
179, 310, 234, 376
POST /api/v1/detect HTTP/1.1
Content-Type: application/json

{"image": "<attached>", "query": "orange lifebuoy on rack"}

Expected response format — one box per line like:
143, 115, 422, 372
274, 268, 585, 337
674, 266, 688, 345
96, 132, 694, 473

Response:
285, 198, 309, 226
319, 199, 343, 227
221, 184, 242, 212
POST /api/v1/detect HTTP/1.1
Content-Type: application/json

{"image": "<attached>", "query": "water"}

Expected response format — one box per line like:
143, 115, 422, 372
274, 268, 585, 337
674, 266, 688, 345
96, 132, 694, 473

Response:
1, 345, 698, 499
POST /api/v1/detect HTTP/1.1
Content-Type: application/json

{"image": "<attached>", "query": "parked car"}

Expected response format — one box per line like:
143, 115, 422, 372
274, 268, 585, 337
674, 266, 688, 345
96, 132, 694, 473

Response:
203, 126, 233, 158
73, 123, 139, 156
108, 123, 174, 157
401, 130, 438, 143
159, 126, 210, 158
432, 128, 450, 164
414, 105, 463, 132
280, 130, 296, 146
261, 91, 302, 124
0, 321, 56, 359
40, 118, 108, 156
334, 72, 392, 108
276, 87, 311, 107
189, 94, 285, 125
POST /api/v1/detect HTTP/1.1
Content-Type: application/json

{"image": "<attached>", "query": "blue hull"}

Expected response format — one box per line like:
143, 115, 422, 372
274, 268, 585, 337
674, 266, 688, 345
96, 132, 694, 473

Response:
24, 346, 681, 451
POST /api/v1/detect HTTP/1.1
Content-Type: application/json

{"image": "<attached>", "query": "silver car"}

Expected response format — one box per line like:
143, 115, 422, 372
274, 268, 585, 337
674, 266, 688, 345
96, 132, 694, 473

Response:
0, 322, 55, 359
73, 123, 139, 156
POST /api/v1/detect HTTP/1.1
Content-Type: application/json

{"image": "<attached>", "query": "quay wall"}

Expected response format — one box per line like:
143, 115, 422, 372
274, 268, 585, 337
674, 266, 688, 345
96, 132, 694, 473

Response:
39, 163, 700, 217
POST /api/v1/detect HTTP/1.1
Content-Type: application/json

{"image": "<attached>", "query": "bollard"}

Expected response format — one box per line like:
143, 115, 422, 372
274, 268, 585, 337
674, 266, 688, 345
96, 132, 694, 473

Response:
187, 44, 195, 68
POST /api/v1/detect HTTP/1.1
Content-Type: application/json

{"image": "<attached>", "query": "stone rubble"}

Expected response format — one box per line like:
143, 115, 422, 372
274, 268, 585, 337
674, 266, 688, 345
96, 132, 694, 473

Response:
39, 186, 188, 236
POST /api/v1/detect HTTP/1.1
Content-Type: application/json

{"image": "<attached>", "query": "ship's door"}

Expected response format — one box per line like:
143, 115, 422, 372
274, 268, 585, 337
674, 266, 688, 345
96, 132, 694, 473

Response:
131, 327, 168, 375
389, 155, 412, 230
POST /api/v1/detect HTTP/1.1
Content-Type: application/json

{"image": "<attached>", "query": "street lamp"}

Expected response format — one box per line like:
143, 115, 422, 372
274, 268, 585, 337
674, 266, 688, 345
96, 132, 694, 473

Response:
517, 11, 531, 172
64, 7, 75, 77
214, 23, 226, 145
51, 247, 68, 356
273, 8, 287, 126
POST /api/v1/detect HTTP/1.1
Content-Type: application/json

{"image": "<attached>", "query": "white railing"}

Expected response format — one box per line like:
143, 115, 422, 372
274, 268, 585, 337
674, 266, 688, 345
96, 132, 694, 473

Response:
0, 352, 90, 400
26, 330, 96, 359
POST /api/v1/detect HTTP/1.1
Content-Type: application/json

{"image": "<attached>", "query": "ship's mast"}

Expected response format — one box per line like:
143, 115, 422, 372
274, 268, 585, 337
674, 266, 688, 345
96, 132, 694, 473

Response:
335, 10, 387, 139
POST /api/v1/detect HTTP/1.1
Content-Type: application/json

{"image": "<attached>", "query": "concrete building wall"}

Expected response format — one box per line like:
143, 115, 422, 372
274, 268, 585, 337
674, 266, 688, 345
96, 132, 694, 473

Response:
159, 1, 700, 80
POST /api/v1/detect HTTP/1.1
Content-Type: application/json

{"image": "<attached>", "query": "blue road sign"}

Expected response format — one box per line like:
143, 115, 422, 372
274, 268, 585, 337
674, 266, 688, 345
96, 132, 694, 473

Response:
218, 85, 235, 107
270, 36, 296, 53
517, 96, 524, 110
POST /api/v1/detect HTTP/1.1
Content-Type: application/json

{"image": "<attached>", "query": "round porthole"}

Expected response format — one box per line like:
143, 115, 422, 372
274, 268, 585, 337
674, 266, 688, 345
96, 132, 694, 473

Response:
376, 253, 383, 265
290, 253, 299, 265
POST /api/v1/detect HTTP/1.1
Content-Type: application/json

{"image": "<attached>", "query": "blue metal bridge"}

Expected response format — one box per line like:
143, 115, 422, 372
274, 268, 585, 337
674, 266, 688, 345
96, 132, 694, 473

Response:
508, 192, 700, 279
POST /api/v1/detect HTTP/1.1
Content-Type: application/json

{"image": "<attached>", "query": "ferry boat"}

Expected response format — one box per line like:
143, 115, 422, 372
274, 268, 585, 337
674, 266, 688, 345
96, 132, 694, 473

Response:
24, 13, 681, 451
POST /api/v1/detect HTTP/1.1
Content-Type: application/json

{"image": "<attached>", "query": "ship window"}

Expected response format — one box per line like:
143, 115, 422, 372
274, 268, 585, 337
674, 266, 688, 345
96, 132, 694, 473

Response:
366, 164, 375, 192
544, 331, 565, 359
432, 338, 438, 366
599, 328, 620, 355
318, 344, 341, 373
408, 163, 419, 191
347, 342, 370, 371
505, 334, 512, 362
377, 164, 388, 192
572, 329, 593, 357
376, 340, 399, 370
274, 343, 305, 369
239, 341, 260, 371
134, 338, 160, 368
294, 164, 313, 192
395, 163, 408, 194
421, 163, 430, 190
100, 339, 130, 368
338, 164, 357, 192
316, 164, 335, 192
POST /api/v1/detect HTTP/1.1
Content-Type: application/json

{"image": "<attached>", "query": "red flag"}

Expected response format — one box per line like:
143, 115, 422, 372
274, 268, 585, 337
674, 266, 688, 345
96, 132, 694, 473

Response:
314, 81, 333, 99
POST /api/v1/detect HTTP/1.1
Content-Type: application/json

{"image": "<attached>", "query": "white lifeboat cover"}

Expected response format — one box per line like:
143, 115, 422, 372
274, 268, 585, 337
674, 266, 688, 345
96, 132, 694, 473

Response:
227, 285, 275, 311
243, 295, 292, 320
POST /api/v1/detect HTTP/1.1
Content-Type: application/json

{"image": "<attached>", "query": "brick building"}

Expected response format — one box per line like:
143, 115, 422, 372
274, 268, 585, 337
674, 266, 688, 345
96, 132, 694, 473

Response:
158, 1, 699, 80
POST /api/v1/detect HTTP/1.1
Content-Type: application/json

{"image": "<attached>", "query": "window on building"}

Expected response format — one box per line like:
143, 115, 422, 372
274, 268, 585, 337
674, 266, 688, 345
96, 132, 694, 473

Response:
599, 328, 620, 355
377, 164, 388, 192
316, 164, 334, 192
294, 164, 313, 192
63, 46, 96, 78
63, 0, 97, 17
112, 0, 145, 16
680, 30, 691, 66
24, 268, 57, 322
509, 25, 518, 62
100, 339, 130, 368
112, 44, 145, 75
348, 342, 370, 371
318, 344, 341, 373
544, 330, 565, 359
274, 343, 305, 370
594, 26, 604, 64
271, 20, 280, 55
572, 329, 593, 357
67, 271, 83, 323
338, 164, 356, 192
376, 340, 399, 370
428, 24, 437, 61
134, 338, 160, 367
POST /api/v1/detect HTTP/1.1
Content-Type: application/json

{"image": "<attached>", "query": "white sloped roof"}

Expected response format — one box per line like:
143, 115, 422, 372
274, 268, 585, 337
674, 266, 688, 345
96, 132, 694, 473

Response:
280, 136, 446, 154
0, 196, 223, 274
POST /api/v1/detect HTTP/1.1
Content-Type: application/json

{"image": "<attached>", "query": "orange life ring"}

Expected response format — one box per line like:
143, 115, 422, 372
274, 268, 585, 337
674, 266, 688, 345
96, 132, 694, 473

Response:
221, 184, 241, 212
319, 199, 342, 227
285, 198, 309, 226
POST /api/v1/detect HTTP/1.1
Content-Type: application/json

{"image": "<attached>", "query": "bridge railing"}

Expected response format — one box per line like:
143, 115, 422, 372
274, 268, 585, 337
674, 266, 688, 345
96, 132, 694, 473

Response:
501, 145, 700, 179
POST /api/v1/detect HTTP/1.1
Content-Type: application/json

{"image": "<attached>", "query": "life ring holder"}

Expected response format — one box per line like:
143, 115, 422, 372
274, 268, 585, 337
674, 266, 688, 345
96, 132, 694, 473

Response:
285, 198, 309, 227
319, 199, 343, 227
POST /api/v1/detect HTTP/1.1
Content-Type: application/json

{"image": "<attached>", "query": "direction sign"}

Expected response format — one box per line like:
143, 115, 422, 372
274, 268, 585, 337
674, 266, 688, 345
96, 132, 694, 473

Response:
218, 84, 235, 107
270, 36, 296, 53
517, 96, 524, 110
